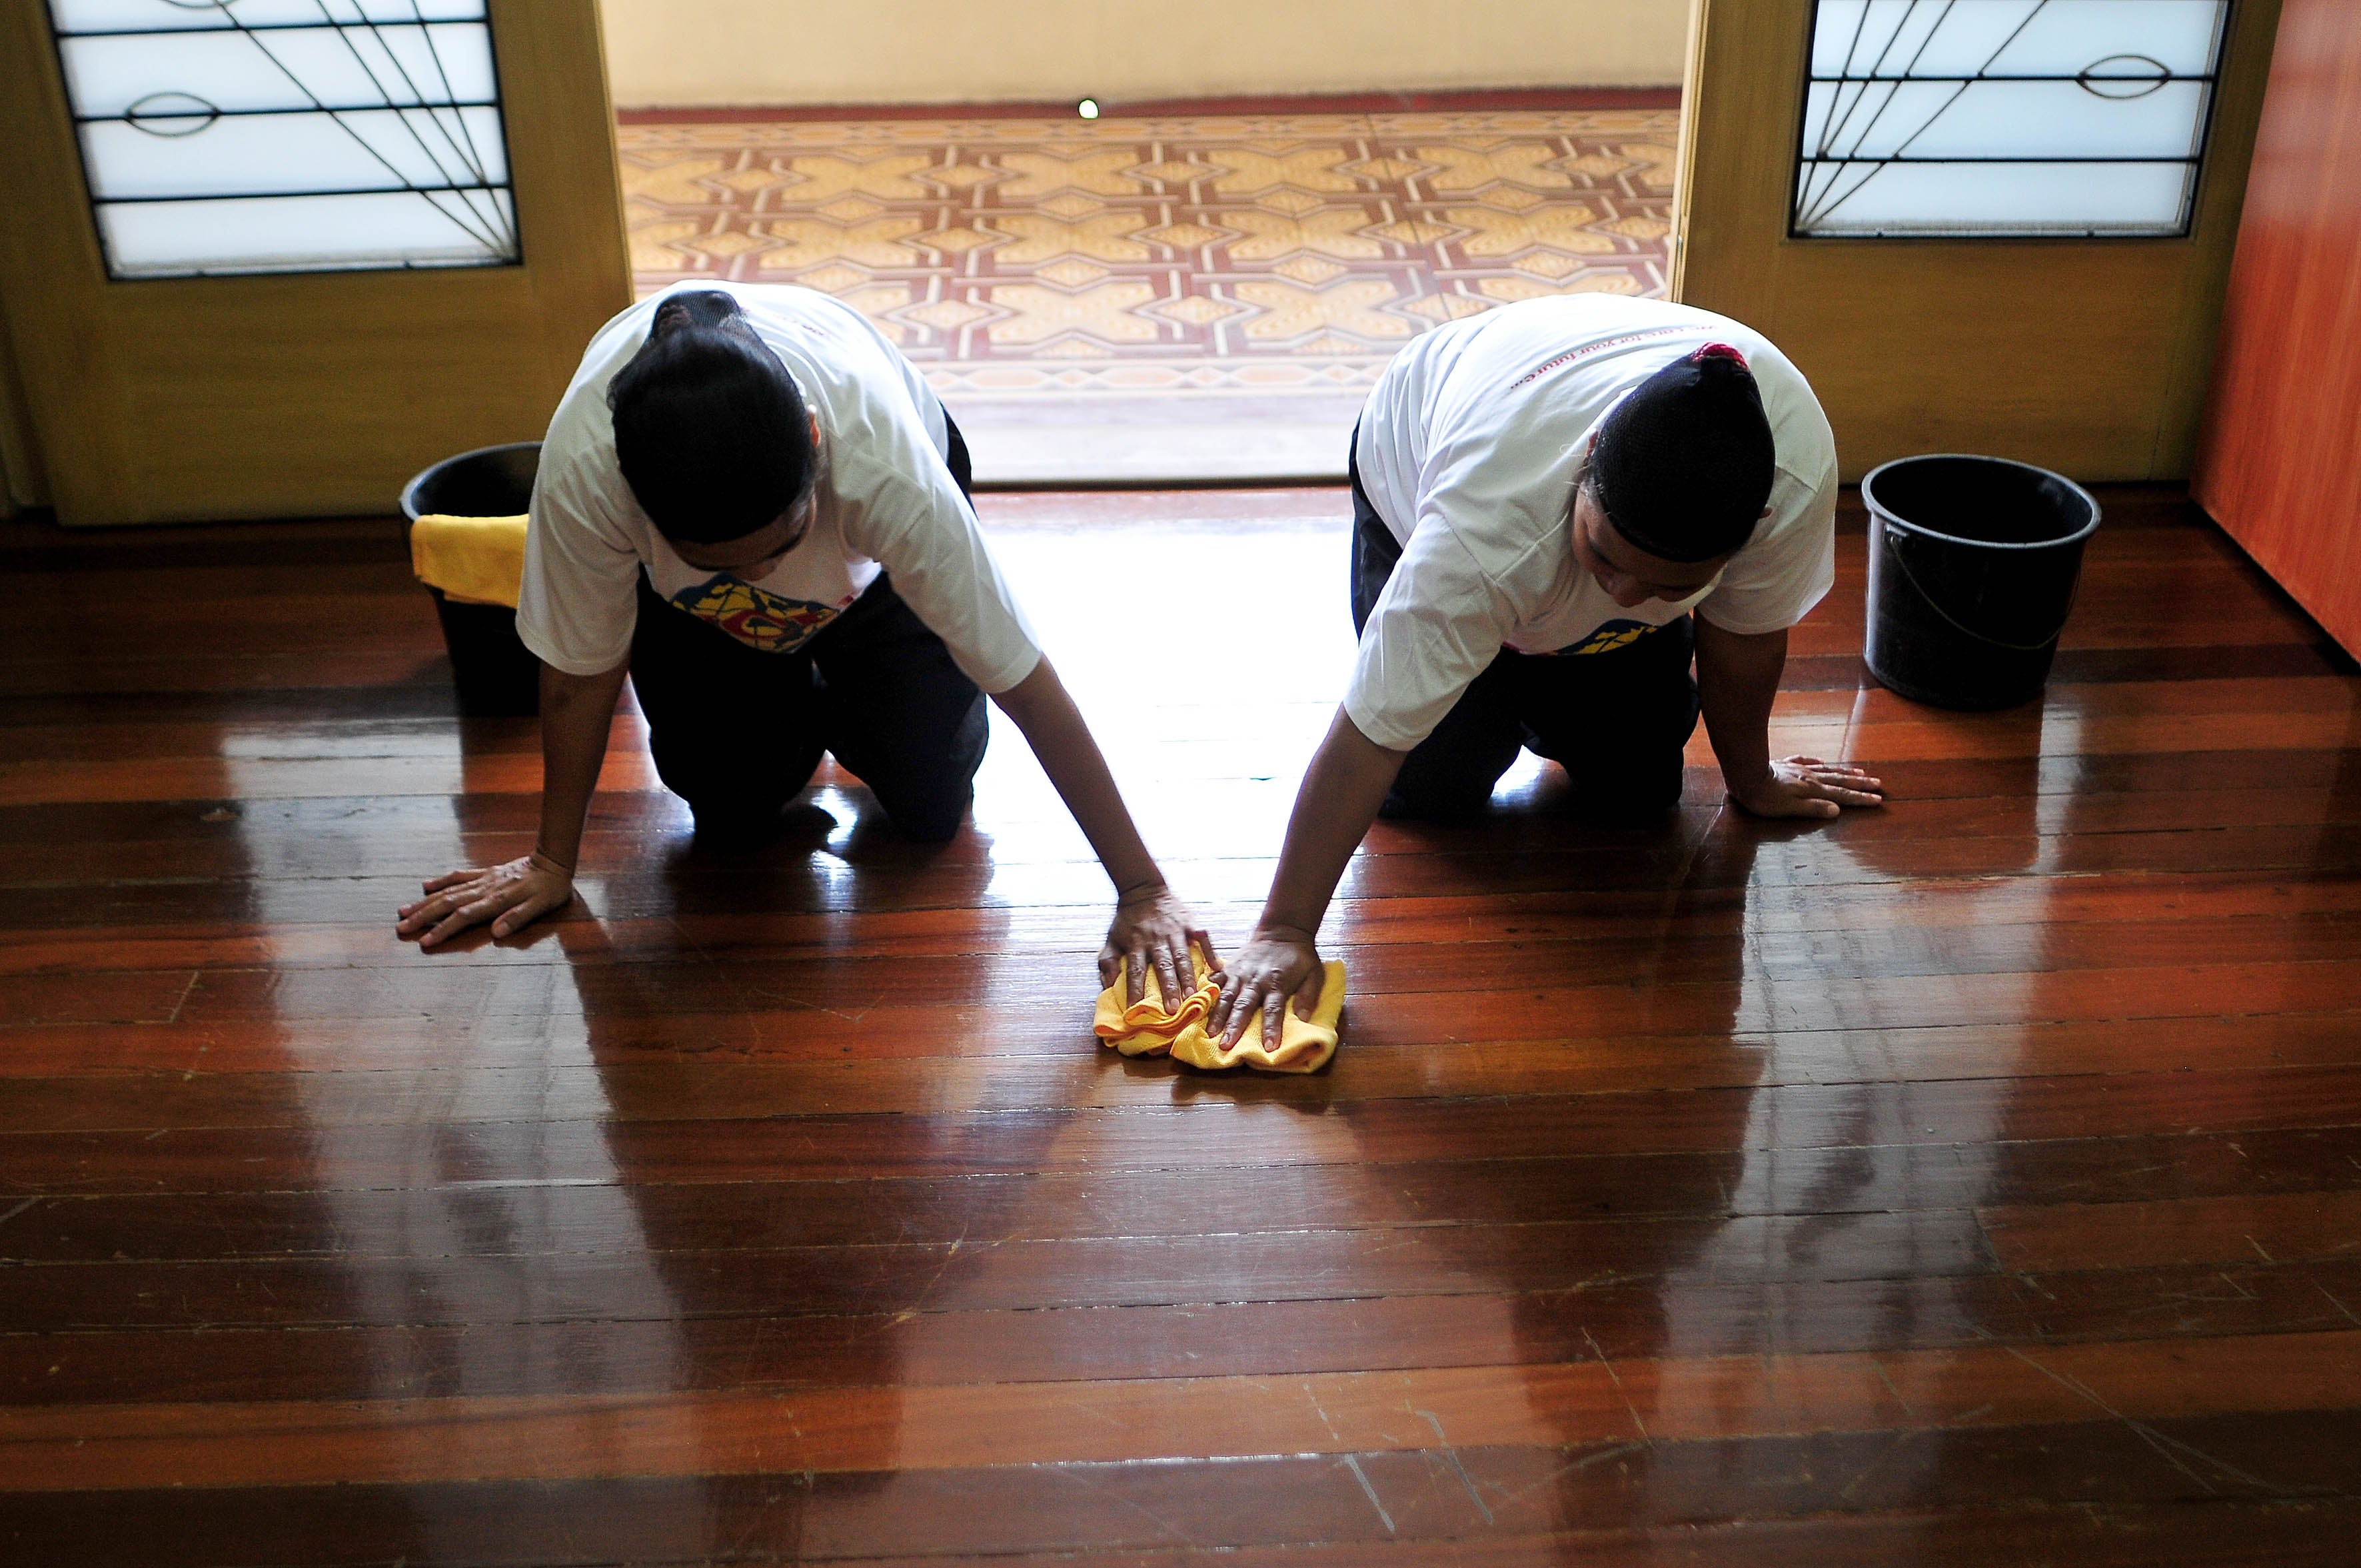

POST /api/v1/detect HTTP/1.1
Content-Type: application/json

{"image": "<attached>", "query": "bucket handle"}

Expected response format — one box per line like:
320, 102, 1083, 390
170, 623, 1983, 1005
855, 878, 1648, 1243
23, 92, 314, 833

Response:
1879, 520, 2084, 655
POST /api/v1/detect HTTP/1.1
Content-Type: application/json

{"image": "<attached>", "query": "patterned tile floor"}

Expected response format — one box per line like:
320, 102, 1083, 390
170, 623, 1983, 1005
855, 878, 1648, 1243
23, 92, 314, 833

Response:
618, 105, 1678, 479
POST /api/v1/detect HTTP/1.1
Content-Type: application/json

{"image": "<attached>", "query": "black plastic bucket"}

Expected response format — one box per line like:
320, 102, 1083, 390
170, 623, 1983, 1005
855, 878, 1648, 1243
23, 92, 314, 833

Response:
1860, 454, 2100, 711
398, 442, 542, 717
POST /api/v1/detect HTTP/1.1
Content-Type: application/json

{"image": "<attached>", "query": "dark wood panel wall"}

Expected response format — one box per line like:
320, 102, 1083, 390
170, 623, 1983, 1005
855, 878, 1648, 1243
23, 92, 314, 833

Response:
2194, 0, 2361, 658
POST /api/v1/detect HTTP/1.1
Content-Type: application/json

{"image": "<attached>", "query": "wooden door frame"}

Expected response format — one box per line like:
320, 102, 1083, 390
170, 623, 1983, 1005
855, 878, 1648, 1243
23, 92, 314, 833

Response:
1669, 0, 2284, 482
0, 0, 632, 526
0, 291, 43, 517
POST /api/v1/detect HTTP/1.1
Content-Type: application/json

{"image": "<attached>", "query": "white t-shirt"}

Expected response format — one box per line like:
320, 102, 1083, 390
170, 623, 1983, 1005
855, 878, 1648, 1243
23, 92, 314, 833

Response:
1345, 295, 1838, 752
517, 282, 1042, 693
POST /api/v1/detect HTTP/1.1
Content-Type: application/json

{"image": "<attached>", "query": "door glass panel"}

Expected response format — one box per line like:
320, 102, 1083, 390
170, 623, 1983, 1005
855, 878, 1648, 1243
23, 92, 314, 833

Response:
48, 0, 520, 278
1793, 0, 2231, 237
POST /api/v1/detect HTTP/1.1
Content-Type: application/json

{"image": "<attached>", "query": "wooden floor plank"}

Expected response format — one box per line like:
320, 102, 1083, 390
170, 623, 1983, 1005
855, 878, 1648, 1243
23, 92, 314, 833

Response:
3, 1439, 2357, 1567
6, 1333, 2360, 1491
9, 1062, 2361, 1193
14, 1259, 2360, 1409
11, 1125, 2361, 1264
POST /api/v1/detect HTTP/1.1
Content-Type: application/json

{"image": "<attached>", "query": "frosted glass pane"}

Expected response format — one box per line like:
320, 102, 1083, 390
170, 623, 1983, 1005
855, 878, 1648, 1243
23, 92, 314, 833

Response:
60, 25, 498, 115
52, 0, 486, 33
1799, 161, 2194, 235
1812, 1, 2226, 79
99, 189, 516, 276
45, 0, 516, 277
82, 107, 508, 198
1801, 79, 2210, 160
1796, 0, 2228, 238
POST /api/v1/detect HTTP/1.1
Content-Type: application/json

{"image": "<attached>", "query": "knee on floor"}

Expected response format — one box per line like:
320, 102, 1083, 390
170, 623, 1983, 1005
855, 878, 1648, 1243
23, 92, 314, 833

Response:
884, 788, 972, 844
664, 771, 796, 842
1378, 782, 1497, 824
1568, 766, 1687, 820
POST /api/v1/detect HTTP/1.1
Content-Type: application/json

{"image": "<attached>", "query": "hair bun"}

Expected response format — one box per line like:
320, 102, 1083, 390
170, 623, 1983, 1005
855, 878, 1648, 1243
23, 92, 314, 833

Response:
1589, 341, 1777, 563
610, 290, 811, 544
652, 289, 742, 338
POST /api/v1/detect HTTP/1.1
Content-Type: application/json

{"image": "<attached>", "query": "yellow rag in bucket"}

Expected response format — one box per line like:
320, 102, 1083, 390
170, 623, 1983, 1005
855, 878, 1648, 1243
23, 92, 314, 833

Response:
410, 513, 528, 608
1094, 943, 1345, 1073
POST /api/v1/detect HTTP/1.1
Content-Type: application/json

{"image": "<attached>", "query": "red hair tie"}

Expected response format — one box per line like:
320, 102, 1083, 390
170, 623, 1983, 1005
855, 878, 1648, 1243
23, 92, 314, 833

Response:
1690, 341, 1748, 368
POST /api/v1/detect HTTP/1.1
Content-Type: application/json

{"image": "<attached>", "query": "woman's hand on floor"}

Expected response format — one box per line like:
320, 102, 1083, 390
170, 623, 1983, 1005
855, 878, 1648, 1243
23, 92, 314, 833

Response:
1730, 756, 1885, 820
1100, 883, 1211, 1006
1208, 924, 1325, 1052
397, 853, 574, 949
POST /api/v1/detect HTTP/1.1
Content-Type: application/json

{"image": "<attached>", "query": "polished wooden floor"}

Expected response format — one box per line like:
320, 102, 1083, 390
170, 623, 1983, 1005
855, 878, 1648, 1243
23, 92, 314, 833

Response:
3, 488, 2360, 1564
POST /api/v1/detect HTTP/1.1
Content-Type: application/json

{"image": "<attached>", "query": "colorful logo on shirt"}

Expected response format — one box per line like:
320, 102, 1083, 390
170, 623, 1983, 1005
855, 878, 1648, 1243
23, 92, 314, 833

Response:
1555, 619, 1663, 656
670, 574, 842, 653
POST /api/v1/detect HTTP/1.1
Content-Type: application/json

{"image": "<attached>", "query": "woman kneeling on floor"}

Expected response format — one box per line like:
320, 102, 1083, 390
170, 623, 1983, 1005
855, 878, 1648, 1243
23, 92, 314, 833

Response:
396, 283, 1205, 1003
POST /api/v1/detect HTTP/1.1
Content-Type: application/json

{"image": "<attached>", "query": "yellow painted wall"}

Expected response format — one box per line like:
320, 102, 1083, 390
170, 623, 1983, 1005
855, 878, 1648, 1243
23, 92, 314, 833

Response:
597, 0, 1688, 107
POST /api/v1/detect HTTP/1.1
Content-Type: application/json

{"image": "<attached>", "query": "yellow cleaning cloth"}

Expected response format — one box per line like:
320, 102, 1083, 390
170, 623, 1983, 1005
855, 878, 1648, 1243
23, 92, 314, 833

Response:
1094, 944, 1345, 1073
410, 513, 528, 608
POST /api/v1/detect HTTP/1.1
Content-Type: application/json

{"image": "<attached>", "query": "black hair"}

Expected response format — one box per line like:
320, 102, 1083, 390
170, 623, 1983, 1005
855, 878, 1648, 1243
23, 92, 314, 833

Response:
1588, 343, 1776, 564
606, 289, 815, 544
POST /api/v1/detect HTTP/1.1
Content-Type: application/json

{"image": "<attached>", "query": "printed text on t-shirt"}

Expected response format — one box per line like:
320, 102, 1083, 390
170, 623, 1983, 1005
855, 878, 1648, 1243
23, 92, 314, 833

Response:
1509, 325, 1695, 391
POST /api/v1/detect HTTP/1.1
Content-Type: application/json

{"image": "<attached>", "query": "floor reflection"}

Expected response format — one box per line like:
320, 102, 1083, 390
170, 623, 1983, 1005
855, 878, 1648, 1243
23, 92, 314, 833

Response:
240, 565, 2321, 1551
858, 783, 1775, 1539
1637, 700, 2063, 1509
550, 766, 1036, 1554
183, 708, 704, 1553
1492, 805, 1770, 1522
33, 480, 2361, 1558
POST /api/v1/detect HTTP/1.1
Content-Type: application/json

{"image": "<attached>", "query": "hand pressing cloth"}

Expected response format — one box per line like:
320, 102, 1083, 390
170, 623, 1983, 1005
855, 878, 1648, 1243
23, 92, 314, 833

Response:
1094, 944, 1345, 1073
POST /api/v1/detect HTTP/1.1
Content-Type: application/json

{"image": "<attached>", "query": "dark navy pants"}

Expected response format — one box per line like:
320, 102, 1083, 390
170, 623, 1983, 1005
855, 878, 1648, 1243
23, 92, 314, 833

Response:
1349, 442, 1700, 822
628, 417, 988, 844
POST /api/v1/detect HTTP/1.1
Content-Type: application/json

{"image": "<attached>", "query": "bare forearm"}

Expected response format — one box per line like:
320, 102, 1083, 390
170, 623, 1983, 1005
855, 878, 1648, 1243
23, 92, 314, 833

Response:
1695, 618, 1786, 796
994, 657, 1164, 894
1259, 707, 1405, 938
1206, 708, 1400, 1046
535, 660, 630, 870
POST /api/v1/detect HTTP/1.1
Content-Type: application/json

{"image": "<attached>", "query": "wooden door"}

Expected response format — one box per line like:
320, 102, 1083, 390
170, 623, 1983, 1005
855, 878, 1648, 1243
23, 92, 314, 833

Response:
1672, 0, 2282, 482
2192, 0, 2361, 658
0, 1, 631, 526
